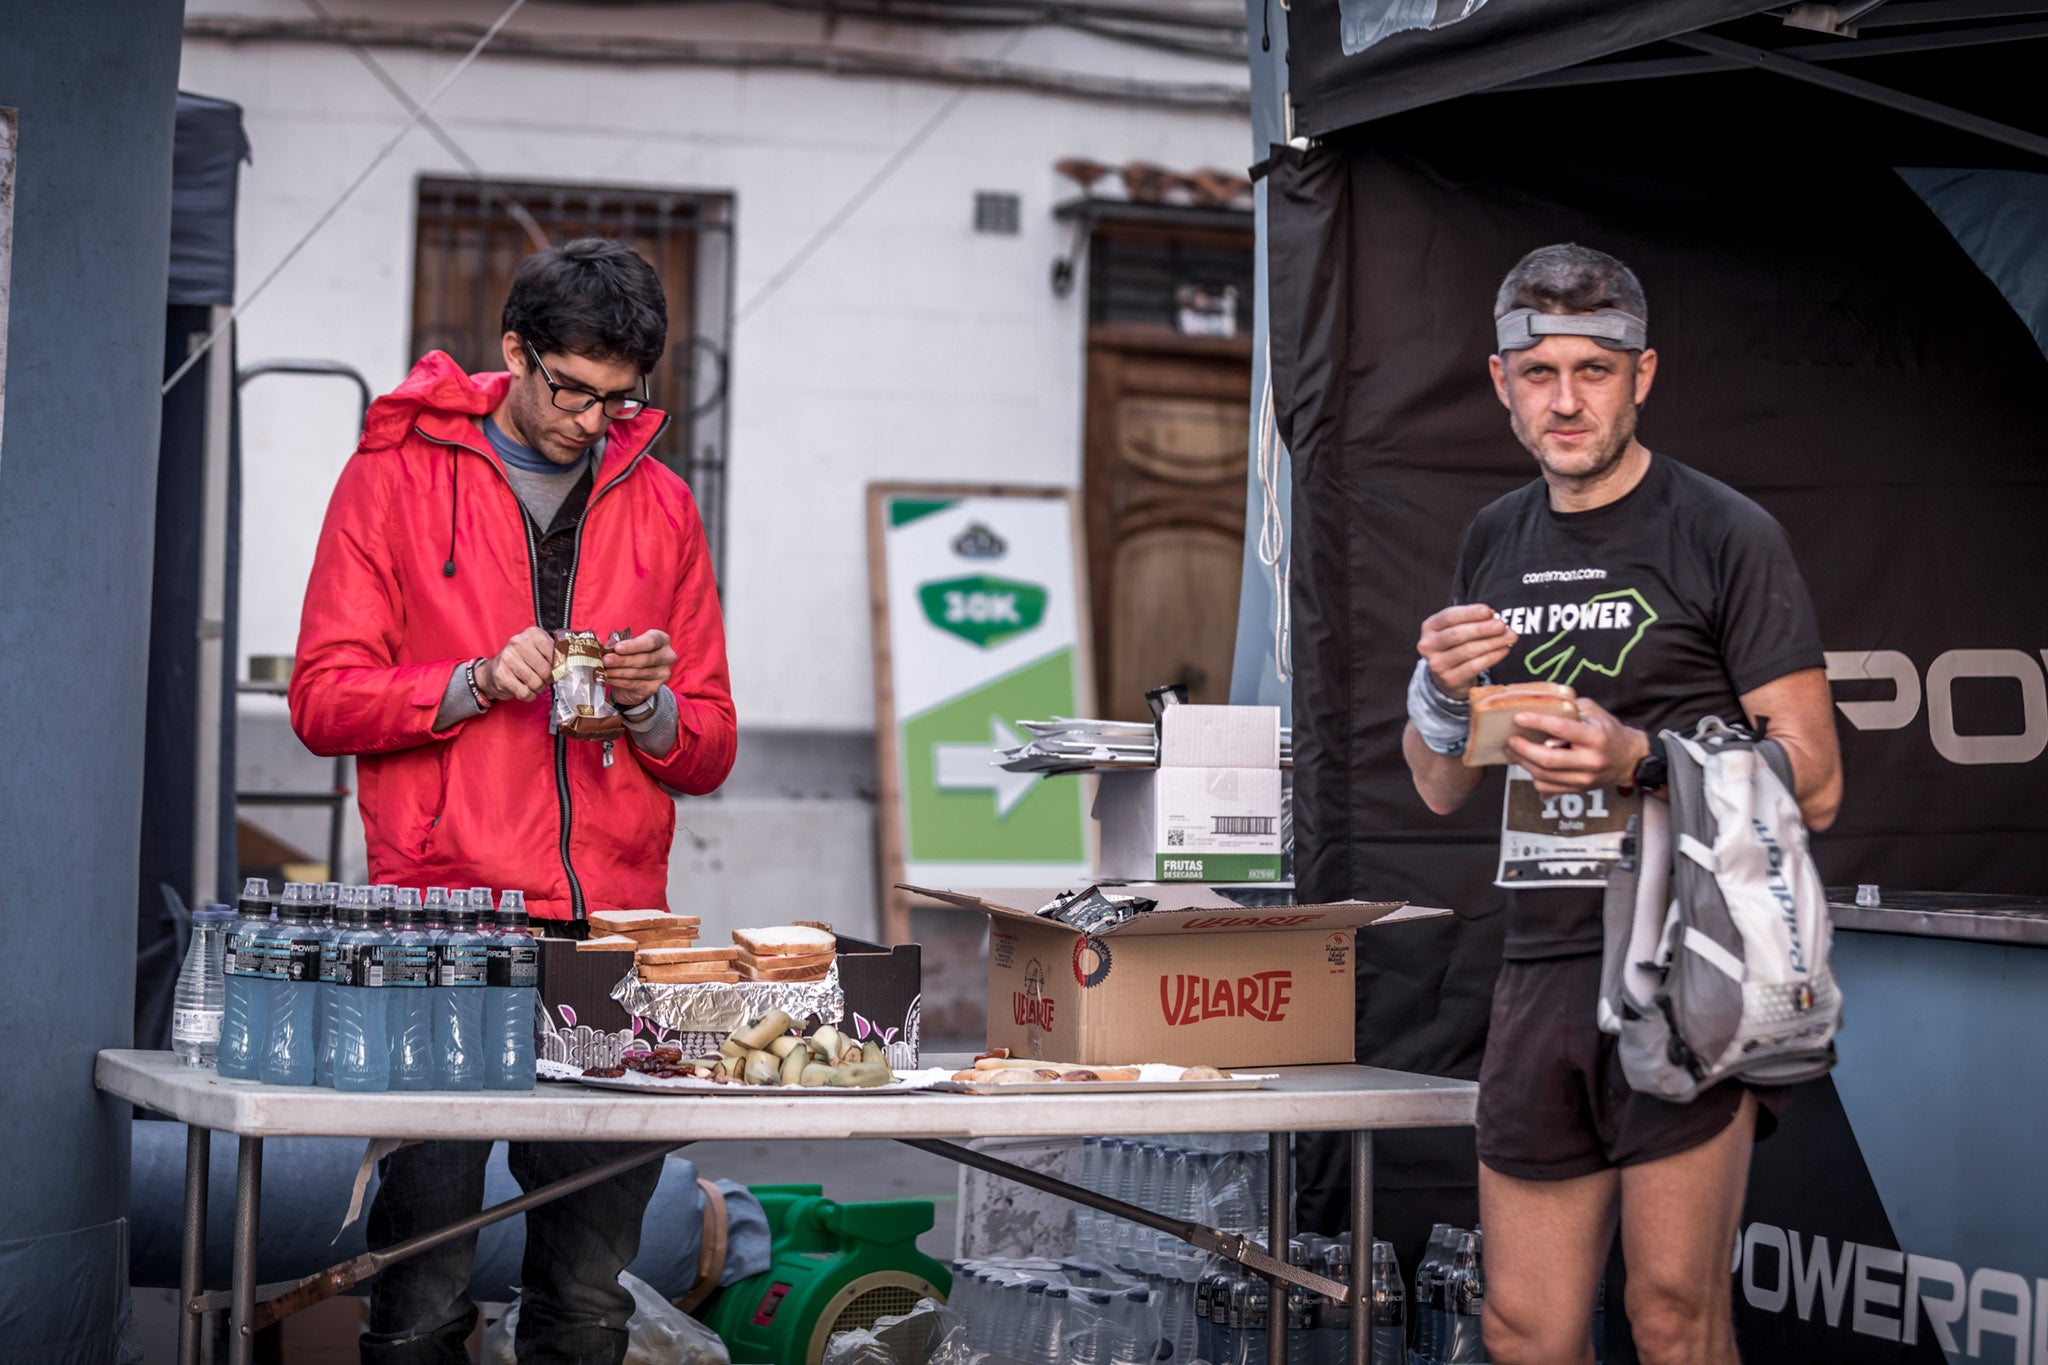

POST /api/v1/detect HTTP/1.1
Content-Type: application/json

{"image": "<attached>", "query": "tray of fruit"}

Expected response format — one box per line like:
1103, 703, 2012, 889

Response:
558, 1010, 952, 1095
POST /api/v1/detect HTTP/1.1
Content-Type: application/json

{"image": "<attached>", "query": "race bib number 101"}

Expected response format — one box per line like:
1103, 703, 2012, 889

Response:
1495, 766, 1639, 889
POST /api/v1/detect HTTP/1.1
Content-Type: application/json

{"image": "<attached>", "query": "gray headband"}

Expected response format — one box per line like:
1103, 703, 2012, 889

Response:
1495, 307, 1648, 353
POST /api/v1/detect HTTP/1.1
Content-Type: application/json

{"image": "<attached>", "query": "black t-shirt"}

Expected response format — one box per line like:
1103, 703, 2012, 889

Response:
1451, 454, 1824, 959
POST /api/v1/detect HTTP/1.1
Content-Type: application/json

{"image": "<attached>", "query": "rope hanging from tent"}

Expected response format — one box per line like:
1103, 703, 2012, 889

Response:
1256, 368, 1292, 683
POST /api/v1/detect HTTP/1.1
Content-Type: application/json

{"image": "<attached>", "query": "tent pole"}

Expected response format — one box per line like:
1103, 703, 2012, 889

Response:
1672, 31, 2048, 162
193, 306, 235, 908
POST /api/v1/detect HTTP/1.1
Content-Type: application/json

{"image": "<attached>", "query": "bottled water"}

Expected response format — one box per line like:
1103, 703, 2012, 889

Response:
172, 905, 233, 1067
1076, 1137, 1104, 1260
332, 888, 391, 1092
1110, 1285, 1156, 1365
484, 890, 538, 1089
259, 885, 329, 1086
384, 888, 437, 1090
1442, 1231, 1486, 1363
1415, 1223, 1456, 1361
216, 879, 275, 1080
1370, 1239, 1407, 1365
1310, 1241, 1352, 1365
1024, 1283, 1068, 1365
432, 893, 488, 1090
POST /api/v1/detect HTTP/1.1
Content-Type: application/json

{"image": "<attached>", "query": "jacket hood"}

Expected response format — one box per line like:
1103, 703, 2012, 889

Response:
359, 352, 511, 454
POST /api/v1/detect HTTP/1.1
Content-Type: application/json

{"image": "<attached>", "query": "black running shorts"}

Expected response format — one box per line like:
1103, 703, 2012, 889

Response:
1476, 954, 1782, 1182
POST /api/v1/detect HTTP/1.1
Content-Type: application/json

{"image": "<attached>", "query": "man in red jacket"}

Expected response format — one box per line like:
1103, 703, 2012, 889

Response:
291, 238, 736, 1364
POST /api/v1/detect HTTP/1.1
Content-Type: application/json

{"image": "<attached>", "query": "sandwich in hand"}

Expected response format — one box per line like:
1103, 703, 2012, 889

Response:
1463, 682, 1581, 767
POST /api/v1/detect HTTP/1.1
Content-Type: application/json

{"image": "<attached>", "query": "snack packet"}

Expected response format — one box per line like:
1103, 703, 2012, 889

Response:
550, 629, 625, 739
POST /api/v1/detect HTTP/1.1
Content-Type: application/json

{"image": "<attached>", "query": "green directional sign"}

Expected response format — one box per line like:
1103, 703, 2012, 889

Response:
917, 575, 1048, 649
876, 487, 1092, 885
903, 649, 1084, 863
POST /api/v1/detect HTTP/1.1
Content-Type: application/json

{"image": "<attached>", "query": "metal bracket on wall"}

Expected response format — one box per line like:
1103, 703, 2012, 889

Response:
1051, 214, 1091, 298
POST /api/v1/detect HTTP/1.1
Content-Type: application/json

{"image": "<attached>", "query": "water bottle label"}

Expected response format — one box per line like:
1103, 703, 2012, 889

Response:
439, 943, 489, 986
172, 1007, 222, 1043
350, 945, 384, 989
380, 943, 437, 987
321, 941, 346, 985
225, 931, 269, 978
486, 942, 538, 988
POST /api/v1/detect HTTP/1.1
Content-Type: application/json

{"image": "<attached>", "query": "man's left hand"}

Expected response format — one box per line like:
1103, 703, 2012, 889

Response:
602, 630, 676, 709
1505, 697, 1651, 795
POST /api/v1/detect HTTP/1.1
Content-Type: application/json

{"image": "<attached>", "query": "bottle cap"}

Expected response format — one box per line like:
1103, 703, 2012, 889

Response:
497, 889, 528, 926
394, 887, 424, 922
238, 878, 272, 915
279, 885, 313, 921
425, 888, 450, 911
321, 882, 341, 906
373, 884, 397, 912
469, 887, 495, 910
194, 904, 235, 924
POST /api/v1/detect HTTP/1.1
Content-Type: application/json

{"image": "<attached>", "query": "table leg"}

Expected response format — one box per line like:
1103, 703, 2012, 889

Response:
1351, 1131, 1373, 1365
229, 1136, 262, 1365
1267, 1132, 1290, 1365
180, 1126, 210, 1365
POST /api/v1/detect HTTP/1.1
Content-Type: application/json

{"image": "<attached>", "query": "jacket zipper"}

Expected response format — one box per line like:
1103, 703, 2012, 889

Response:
415, 419, 666, 923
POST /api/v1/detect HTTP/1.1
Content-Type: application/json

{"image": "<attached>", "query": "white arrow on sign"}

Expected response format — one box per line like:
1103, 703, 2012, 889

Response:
933, 718, 1038, 818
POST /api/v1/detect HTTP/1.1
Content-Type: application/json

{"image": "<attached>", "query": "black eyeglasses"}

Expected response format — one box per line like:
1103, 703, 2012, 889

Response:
524, 341, 649, 418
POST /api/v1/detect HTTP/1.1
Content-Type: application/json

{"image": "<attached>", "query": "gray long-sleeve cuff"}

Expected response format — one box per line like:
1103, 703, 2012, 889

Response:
436, 662, 674, 756
622, 686, 678, 759
434, 660, 488, 733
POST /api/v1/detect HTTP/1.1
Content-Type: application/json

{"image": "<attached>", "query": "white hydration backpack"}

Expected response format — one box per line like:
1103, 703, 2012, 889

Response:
1597, 716, 1840, 1103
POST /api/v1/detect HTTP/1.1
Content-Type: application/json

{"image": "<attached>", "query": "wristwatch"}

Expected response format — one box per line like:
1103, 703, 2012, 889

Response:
1631, 738, 1668, 793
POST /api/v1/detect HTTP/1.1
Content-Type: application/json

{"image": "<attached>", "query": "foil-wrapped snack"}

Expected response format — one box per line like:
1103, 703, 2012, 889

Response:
612, 961, 846, 1035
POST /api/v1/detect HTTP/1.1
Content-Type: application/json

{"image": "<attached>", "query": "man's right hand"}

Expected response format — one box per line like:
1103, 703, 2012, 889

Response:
1417, 603, 1518, 699
475, 627, 555, 703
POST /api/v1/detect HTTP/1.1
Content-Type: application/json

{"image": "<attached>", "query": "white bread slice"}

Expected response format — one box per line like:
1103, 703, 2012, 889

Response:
732, 925, 836, 957
735, 947, 835, 973
575, 934, 640, 952
738, 960, 833, 983
636, 944, 738, 965
589, 909, 701, 935
640, 964, 741, 985
628, 926, 701, 948
1463, 682, 1581, 767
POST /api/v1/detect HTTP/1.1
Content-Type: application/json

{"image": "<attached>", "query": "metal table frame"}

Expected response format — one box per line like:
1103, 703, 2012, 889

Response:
97, 1050, 1477, 1365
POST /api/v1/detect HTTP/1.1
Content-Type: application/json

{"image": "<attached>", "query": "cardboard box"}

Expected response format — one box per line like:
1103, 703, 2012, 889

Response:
907, 884, 1446, 1068
1094, 705, 1286, 882
1159, 704, 1280, 769
535, 931, 924, 1069
1094, 768, 1284, 883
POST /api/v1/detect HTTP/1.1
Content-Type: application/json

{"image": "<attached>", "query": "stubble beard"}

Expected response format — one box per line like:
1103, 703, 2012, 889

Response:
1511, 400, 1639, 494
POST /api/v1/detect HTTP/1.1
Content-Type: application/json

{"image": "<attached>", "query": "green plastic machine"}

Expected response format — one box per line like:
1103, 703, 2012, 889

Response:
703, 1185, 953, 1365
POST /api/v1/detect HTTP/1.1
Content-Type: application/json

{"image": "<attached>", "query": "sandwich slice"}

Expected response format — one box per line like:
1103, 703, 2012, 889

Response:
1463, 681, 1581, 767
639, 963, 741, 985
732, 925, 837, 958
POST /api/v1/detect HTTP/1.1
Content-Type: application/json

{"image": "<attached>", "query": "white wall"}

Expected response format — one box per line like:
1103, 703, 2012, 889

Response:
182, 0, 1250, 732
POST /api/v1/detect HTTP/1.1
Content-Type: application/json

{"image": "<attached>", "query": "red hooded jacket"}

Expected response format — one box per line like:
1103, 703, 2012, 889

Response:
289, 353, 737, 922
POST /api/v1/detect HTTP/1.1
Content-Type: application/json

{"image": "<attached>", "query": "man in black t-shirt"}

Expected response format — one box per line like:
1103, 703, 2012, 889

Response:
1402, 245, 1842, 1365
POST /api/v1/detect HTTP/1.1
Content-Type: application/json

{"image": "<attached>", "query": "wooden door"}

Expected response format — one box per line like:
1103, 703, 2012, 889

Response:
1083, 322, 1253, 714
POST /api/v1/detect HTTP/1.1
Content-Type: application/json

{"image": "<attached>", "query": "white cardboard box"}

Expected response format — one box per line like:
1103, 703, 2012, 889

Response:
1094, 766, 1284, 882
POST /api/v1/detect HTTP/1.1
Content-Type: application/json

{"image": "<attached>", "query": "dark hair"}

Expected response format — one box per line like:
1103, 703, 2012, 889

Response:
502, 237, 667, 373
1494, 243, 1648, 325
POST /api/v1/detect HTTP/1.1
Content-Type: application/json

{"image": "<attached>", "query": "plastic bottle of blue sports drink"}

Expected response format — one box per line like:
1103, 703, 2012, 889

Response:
332, 888, 391, 1092
484, 890, 538, 1090
432, 892, 488, 1090
216, 879, 275, 1080
316, 887, 361, 1086
259, 885, 329, 1086
383, 888, 437, 1090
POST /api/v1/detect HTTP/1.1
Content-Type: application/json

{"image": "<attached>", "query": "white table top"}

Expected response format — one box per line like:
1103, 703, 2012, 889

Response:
97, 1050, 1476, 1142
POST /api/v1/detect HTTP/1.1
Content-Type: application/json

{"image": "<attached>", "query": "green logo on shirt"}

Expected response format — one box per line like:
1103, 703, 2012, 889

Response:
1522, 588, 1661, 689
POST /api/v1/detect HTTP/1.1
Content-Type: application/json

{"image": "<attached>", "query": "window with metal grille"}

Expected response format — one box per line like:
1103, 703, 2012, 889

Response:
1087, 220, 1254, 335
410, 177, 734, 580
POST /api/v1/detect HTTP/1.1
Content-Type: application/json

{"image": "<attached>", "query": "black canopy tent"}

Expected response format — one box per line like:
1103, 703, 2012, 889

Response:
1265, 4, 2048, 1358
